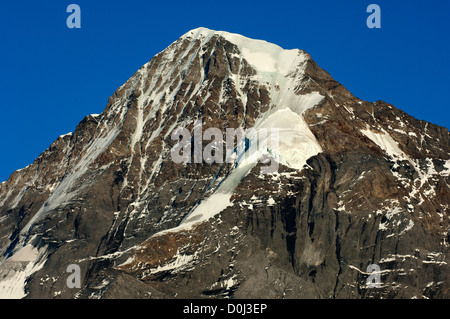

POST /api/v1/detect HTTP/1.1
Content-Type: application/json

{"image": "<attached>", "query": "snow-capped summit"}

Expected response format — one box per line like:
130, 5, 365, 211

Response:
181, 27, 307, 75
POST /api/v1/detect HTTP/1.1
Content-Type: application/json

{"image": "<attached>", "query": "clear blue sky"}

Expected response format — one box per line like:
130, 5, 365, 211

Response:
0, 0, 449, 182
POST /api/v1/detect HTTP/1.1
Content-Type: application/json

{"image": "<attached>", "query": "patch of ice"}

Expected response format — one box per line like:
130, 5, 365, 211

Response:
182, 193, 233, 226
147, 249, 195, 275
0, 243, 48, 299
258, 108, 322, 170
59, 132, 73, 138
361, 127, 406, 159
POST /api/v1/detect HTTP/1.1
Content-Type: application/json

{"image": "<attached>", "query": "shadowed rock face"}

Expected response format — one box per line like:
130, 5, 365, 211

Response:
0, 28, 448, 299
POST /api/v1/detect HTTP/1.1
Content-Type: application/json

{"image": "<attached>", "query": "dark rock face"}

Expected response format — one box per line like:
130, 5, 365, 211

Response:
0, 28, 448, 299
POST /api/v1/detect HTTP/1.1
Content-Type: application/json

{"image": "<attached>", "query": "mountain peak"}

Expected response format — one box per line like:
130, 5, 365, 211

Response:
0, 28, 448, 299
179, 27, 308, 76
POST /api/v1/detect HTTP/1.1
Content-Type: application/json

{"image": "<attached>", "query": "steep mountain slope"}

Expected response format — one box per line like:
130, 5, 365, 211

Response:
0, 28, 448, 299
